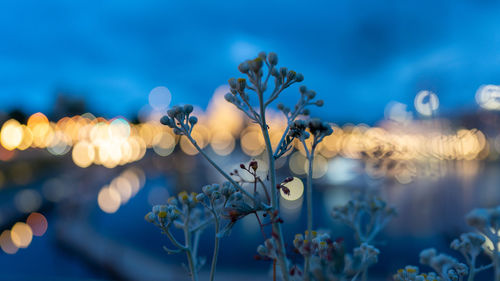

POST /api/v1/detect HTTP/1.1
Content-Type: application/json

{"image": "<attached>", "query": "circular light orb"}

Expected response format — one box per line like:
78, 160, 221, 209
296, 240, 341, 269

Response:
149, 86, 172, 111
280, 177, 304, 201
109, 118, 130, 139
97, 186, 121, 214
476, 84, 500, 110
153, 132, 175, 156
10, 222, 33, 248
26, 212, 48, 236
72, 141, 95, 168
304, 154, 328, 179
0, 230, 18, 254
289, 152, 307, 175
0, 119, 23, 150
414, 90, 439, 116
14, 189, 42, 213
210, 131, 235, 156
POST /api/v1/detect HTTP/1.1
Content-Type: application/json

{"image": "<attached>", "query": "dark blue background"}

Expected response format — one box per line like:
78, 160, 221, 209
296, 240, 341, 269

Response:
1, 0, 499, 123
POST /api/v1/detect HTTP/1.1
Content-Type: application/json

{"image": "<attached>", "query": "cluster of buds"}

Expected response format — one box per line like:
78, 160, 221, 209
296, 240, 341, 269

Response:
145, 203, 180, 227
236, 52, 303, 87
275, 118, 333, 159
257, 237, 280, 260
145, 191, 202, 230
225, 51, 307, 124
393, 266, 442, 281
465, 206, 500, 249
160, 104, 198, 135
307, 118, 333, 143
353, 243, 380, 269
288, 120, 310, 141
277, 85, 323, 117
331, 197, 396, 244
196, 184, 223, 204
419, 248, 468, 280
293, 231, 339, 260
216, 182, 265, 238
450, 232, 485, 262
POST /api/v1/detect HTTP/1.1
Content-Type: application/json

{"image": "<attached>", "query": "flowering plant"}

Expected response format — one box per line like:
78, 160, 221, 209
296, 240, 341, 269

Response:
145, 52, 394, 281
394, 205, 500, 281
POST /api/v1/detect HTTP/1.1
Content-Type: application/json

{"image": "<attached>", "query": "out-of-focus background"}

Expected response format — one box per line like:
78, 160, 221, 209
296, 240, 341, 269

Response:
0, 1, 500, 280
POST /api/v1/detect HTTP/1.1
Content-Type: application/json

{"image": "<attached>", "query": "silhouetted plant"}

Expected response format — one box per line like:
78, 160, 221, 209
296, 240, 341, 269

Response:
146, 52, 394, 281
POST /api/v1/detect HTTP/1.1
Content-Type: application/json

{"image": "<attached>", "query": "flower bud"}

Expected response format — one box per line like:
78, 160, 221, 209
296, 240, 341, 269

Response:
268, 52, 278, 65
183, 104, 193, 114
279, 67, 287, 78
237, 78, 246, 91
238, 61, 250, 73
287, 70, 296, 81
212, 191, 221, 200
189, 116, 198, 125
202, 185, 213, 196
277, 103, 285, 110
160, 116, 173, 127
196, 193, 206, 202
316, 100, 324, 107
302, 109, 310, 116
167, 108, 176, 118
249, 57, 263, 72
258, 51, 266, 59
299, 85, 307, 93
249, 160, 258, 171
224, 93, 235, 103
306, 90, 316, 100
228, 78, 238, 89
295, 73, 304, 82
271, 68, 279, 77
145, 212, 155, 223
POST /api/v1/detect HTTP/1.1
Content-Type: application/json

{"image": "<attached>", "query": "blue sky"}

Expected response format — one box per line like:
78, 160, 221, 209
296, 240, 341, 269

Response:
1, 0, 499, 123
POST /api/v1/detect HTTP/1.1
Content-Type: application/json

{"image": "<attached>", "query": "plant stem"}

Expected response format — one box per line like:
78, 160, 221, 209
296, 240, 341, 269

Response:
185, 249, 198, 281
209, 205, 220, 281
494, 235, 500, 281
184, 208, 198, 281
259, 93, 289, 281
304, 149, 314, 280
468, 256, 476, 281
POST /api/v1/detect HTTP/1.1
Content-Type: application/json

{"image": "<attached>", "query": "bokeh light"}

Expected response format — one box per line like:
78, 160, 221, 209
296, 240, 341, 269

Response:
0, 230, 18, 254
148, 86, 172, 111
414, 90, 439, 116
97, 186, 121, 214
10, 222, 33, 248
26, 212, 48, 237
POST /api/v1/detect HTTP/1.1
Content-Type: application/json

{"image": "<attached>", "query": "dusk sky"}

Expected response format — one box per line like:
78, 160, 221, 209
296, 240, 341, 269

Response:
1, 0, 499, 123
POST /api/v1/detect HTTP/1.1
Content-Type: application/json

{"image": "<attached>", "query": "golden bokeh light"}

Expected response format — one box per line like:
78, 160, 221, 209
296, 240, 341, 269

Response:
72, 141, 95, 168
0, 119, 23, 150
97, 186, 121, 214
210, 131, 235, 156
305, 154, 328, 179
10, 222, 33, 248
